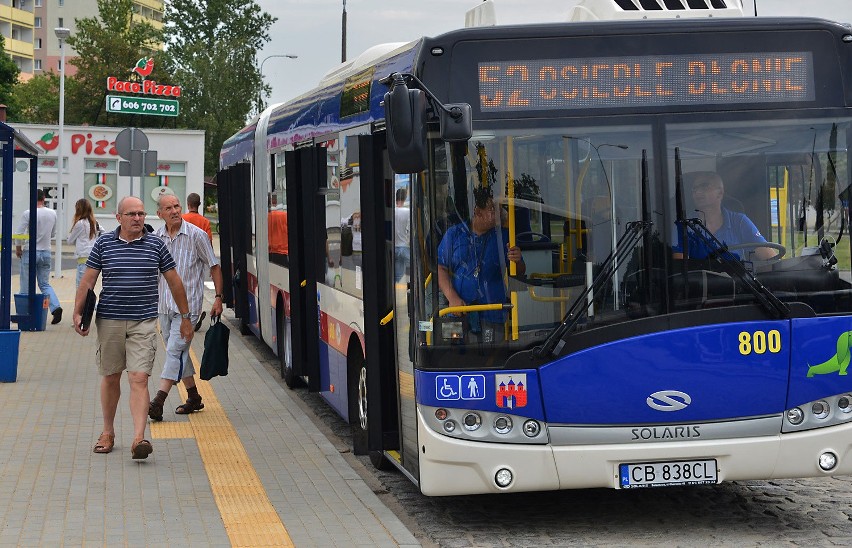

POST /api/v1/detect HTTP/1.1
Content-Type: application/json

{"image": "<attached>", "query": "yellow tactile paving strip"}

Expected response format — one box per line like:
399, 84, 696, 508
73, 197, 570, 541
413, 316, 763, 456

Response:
150, 345, 294, 547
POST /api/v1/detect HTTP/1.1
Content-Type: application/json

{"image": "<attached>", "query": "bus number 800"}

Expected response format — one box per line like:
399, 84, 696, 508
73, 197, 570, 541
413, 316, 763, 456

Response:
738, 330, 782, 355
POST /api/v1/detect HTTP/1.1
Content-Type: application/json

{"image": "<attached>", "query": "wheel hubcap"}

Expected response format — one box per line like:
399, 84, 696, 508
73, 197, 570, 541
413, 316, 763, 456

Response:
358, 364, 368, 430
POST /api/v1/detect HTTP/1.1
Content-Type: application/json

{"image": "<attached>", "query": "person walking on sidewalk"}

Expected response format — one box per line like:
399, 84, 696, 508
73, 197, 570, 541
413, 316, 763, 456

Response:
73, 196, 194, 460
67, 198, 101, 288
14, 188, 62, 324
148, 194, 223, 422
182, 192, 213, 243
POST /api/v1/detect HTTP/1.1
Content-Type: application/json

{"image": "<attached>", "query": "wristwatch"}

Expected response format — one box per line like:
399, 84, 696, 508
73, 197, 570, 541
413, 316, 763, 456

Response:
180, 312, 192, 319
214, 294, 223, 300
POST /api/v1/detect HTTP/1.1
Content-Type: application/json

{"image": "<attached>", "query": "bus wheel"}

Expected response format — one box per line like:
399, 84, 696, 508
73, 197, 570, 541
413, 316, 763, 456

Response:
349, 351, 368, 455
278, 310, 296, 388
369, 450, 392, 471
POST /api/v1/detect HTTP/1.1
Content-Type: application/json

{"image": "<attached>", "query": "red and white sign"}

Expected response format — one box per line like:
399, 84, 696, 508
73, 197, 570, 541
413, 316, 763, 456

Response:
105, 57, 182, 97
106, 77, 181, 97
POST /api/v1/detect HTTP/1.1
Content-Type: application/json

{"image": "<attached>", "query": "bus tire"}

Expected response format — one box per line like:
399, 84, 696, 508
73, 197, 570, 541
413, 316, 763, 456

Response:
348, 347, 368, 455
277, 305, 297, 388
369, 450, 393, 471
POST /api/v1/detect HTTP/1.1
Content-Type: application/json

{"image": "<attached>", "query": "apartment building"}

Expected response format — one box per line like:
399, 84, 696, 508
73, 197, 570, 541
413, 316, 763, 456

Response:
17, 0, 164, 78
0, 0, 35, 78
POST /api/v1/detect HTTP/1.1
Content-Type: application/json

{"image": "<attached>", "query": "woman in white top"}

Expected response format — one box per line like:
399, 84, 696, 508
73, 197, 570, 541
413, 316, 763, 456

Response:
67, 199, 100, 287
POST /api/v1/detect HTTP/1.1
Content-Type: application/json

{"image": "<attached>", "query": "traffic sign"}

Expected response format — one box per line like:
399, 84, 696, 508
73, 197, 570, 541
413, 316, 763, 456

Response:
114, 127, 149, 161
106, 95, 179, 117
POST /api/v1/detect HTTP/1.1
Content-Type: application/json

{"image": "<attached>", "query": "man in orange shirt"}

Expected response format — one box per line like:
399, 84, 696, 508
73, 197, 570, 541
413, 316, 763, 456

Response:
182, 192, 212, 243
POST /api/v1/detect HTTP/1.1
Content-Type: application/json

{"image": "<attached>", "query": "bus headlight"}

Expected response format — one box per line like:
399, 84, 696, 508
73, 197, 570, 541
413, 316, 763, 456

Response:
786, 407, 804, 425
435, 408, 448, 421
812, 401, 830, 420
819, 452, 838, 471
463, 412, 482, 431
443, 420, 457, 433
494, 468, 513, 488
522, 420, 541, 437
494, 416, 513, 435
838, 396, 852, 413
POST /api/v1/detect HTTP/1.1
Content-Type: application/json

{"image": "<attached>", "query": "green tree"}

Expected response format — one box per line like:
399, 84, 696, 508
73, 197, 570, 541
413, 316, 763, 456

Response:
65, 0, 164, 126
12, 73, 60, 124
163, 0, 276, 175
0, 35, 21, 118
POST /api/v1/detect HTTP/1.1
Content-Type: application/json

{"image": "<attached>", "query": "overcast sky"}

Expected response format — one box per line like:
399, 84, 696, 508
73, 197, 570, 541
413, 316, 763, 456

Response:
254, 0, 852, 106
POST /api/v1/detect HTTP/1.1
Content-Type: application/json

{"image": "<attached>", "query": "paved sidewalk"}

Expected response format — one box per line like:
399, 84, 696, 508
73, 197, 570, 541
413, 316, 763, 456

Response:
0, 270, 419, 547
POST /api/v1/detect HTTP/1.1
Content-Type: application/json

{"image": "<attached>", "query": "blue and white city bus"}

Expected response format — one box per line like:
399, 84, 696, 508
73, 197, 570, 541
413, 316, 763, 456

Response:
217, 0, 852, 495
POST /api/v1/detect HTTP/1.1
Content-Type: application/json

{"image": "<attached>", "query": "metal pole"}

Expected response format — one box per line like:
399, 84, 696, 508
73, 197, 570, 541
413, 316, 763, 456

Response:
54, 31, 67, 279
258, 54, 299, 113
342, 0, 347, 63
129, 129, 135, 196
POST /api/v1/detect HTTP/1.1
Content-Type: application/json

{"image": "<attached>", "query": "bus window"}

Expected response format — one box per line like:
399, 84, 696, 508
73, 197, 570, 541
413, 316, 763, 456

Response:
268, 152, 288, 266
667, 118, 852, 314
420, 127, 657, 351
326, 133, 368, 298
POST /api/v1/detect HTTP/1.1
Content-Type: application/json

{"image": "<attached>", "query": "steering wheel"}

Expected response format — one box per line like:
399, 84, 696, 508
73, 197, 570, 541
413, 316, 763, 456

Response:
516, 231, 550, 243
725, 241, 786, 264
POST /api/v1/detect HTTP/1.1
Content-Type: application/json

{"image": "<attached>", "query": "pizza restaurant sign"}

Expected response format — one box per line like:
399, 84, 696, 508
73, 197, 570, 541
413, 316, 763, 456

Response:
35, 131, 184, 164
105, 57, 182, 97
36, 131, 119, 156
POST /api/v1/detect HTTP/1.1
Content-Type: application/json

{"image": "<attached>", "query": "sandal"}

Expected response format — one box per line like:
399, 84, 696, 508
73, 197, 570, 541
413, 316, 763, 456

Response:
131, 439, 153, 460
175, 397, 204, 415
93, 432, 114, 454
148, 399, 164, 422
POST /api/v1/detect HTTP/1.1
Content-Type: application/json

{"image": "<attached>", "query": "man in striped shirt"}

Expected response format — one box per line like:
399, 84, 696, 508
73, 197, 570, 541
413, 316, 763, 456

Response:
148, 194, 223, 422
73, 196, 193, 460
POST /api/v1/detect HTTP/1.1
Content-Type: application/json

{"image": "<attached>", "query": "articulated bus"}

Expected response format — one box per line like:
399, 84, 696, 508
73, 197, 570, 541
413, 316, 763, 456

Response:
217, 1, 852, 495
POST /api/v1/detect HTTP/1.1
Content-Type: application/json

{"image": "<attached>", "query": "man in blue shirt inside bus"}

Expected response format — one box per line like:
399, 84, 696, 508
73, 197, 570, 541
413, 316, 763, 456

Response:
673, 171, 777, 262
437, 185, 525, 341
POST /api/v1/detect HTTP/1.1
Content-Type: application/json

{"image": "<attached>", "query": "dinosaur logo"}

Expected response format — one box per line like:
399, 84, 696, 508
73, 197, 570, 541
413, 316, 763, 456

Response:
35, 132, 59, 151
131, 57, 154, 79
807, 331, 852, 377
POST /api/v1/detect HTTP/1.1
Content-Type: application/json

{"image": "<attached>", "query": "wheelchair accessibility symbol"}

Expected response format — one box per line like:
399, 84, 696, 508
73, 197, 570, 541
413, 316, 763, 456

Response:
436, 375, 460, 400
436, 375, 486, 401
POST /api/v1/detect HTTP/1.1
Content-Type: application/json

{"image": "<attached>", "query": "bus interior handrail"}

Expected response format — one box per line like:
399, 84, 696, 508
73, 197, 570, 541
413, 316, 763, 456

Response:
438, 302, 511, 317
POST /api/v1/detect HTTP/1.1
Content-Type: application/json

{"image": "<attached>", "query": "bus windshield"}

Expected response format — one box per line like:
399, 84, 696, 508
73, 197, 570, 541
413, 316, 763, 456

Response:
418, 116, 852, 358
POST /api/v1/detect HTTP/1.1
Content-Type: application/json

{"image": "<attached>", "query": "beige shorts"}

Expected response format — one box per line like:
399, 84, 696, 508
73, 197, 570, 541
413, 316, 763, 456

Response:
95, 317, 158, 376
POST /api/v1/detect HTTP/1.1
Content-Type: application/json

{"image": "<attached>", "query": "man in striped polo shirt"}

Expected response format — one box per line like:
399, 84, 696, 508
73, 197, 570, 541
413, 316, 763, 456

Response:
148, 194, 223, 422
73, 196, 194, 460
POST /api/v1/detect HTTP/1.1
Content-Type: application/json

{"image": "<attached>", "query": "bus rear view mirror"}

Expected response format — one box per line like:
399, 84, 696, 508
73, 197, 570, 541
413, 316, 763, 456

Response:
385, 84, 428, 174
440, 103, 472, 142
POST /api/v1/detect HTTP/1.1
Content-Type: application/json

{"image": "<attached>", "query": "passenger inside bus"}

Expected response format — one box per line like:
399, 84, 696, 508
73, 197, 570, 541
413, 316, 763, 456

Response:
673, 171, 778, 262
437, 185, 525, 343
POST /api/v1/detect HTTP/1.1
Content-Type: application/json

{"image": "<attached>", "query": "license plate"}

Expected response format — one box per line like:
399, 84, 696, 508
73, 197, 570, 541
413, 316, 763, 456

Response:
619, 459, 717, 489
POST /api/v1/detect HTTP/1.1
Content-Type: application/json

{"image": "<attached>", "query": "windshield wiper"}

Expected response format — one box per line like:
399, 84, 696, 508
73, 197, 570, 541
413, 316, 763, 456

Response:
678, 218, 790, 319
534, 219, 652, 358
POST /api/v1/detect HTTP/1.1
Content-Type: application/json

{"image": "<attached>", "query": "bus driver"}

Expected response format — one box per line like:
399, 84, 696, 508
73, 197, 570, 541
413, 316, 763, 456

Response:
673, 171, 777, 261
437, 185, 525, 342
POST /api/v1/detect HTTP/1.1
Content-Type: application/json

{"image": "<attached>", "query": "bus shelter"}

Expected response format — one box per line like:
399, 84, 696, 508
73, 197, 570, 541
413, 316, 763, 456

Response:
0, 120, 41, 381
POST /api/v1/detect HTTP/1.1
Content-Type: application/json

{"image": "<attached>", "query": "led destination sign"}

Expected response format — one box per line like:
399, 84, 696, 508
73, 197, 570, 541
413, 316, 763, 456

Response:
478, 52, 814, 112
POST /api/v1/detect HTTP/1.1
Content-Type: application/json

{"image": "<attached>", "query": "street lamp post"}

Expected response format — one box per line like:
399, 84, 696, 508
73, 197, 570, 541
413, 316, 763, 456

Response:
54, 27, 70, 279
342, 0, 347, 63
257, 54, 298, 114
